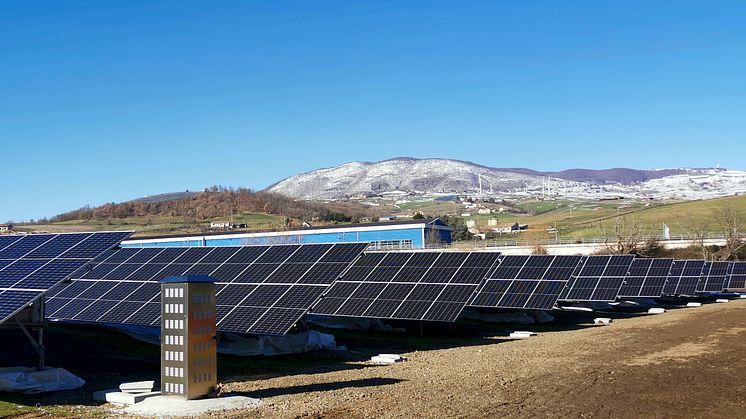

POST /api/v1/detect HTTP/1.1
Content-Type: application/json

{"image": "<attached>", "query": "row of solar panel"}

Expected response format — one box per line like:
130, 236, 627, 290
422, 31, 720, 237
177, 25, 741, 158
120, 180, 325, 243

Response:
2, 232, 743, 336
45, 245, 745, 336
45, 247, 500, 334
0, 232, 133, 324
45, 243, 371, 335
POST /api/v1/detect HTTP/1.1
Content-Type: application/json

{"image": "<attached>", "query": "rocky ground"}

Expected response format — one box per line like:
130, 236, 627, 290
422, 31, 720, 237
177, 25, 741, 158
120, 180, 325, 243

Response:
2, 299, 745, 418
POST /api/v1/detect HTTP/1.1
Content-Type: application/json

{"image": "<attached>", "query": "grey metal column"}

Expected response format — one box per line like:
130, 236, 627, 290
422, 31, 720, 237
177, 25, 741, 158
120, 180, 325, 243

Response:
160, 275, 217, 400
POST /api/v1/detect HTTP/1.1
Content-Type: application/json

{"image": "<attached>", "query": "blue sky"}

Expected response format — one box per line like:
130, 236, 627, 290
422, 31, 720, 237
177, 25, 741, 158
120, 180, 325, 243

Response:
2, 1, 745, 222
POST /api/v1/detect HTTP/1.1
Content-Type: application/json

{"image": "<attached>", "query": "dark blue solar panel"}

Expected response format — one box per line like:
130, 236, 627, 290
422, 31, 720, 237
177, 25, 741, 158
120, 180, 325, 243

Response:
49, 243, 366, 335
59, 232, 133, 259
662, 260, 705, 295
0, 260, 48, 288
0, 232, 132, 324
557, 255, 634, 302
617, 258, 673, 298
0, 290, 44, 320
470, 255, 582, 309
726, 262, 746, 289
23, 233, 92, 259
313, 251, 500, 322
697, 261, 729, 292
0, 235, 56, 259
13, 260, 90, 290
0, 236, 23, 253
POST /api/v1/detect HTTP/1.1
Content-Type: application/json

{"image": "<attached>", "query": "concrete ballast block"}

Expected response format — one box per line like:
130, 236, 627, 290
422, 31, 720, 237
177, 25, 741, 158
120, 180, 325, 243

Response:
716, 299, 729, 303
93, 389, 161, 405
686, 302, 702, 307
120, 381, 155, 394
647, 308, 666, 314
593, 318, 612, 325
509, 331, 537, 339
370, 354, 407, 365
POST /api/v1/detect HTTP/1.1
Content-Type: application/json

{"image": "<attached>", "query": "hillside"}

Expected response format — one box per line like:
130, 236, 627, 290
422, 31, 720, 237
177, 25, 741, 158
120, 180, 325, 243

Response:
266, 158, 746, 201
19, 188, 377, 237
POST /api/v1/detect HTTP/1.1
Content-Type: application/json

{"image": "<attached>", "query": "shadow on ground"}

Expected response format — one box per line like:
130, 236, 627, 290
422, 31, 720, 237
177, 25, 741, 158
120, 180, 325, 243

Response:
0, 300, 705, 413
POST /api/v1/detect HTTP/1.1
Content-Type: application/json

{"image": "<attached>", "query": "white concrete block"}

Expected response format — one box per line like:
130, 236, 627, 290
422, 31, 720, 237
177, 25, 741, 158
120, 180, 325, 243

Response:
593, 317, 612, 325
647, 308, 666, 314
119, 381, 155, 394
509, 331, 537, 339
716, 299, 729, 303
93, 389, 161, 405
370, 354, 407, 364
686, 302, 702, 307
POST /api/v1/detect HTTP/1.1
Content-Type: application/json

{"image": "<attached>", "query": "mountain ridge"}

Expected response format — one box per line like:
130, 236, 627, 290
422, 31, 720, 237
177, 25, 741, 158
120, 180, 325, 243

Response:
266, 157, 746, 201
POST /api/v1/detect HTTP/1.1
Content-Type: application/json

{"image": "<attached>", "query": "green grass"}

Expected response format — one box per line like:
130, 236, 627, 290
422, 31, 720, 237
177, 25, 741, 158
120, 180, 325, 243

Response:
457, 195, 746, 240
17, 212, 287, 238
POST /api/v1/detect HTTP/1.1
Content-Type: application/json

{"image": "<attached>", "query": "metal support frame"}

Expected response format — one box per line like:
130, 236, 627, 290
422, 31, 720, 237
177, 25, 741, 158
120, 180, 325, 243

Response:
14, 318, 45, 371
2, 297, 48, 371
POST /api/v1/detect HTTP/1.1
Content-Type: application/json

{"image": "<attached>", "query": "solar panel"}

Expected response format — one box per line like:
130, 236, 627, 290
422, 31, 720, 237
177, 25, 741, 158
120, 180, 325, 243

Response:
557, 255, 635, 302
0, 232, 132, 324
310, 251, 500, 322
725, 261, 746, 290
617, 258, 673, 298
47, 243, 368, 336
661, 260, 705, 295
469, 255, 583, 309
697, 261, 729, 293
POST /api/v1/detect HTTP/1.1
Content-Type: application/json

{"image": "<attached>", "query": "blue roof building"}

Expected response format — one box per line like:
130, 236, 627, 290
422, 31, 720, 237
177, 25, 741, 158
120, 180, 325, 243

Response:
121, 218, 452, 250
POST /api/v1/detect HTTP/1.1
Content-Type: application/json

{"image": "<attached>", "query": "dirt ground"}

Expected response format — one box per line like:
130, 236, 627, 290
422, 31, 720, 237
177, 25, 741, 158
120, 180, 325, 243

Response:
3, 299, 746, 418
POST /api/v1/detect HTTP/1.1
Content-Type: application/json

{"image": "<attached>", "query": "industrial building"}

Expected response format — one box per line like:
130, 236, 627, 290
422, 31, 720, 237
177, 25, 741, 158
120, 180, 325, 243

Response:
121, 218, 453, 250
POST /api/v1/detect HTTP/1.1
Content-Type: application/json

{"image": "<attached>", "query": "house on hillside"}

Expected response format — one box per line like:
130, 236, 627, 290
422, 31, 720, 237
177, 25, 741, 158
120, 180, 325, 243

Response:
0, 224, 13, 232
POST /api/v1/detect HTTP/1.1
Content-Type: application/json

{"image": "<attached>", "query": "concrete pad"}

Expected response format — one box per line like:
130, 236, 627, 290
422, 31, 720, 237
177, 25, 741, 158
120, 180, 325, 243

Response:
93, 389, 160, 405
123, 394, 260, 417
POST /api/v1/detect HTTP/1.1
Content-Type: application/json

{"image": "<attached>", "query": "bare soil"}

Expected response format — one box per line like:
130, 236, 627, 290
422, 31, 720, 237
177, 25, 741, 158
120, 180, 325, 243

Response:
3, 300, 746, 418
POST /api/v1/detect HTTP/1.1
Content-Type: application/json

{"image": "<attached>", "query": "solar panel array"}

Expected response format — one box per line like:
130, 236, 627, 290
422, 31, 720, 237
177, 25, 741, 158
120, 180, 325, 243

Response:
617, 258, 674, 298
0, 232, 132, 324
311, 251, 500, 322
661, 260, 704, 295
557, 255, 635, 302
696, 261, 730, 293
469, 255, 582, 309
725, 261, 746, 290
47, 243, 367, 335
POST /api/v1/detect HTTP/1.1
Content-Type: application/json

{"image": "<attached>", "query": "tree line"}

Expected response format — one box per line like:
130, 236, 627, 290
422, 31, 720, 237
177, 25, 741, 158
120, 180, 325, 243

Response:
48, 187, 373, 223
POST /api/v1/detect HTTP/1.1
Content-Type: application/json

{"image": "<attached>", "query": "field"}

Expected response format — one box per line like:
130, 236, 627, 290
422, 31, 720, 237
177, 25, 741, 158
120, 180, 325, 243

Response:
400, 195, 746, 240
2, 300, 745, 418
12, 195, 746, 242
16, 212, 287, 238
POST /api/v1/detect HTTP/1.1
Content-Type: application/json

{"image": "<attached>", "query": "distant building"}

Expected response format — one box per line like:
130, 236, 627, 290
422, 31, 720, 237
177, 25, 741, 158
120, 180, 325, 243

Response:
0, 224, 13, 232
122, 218, 453, 250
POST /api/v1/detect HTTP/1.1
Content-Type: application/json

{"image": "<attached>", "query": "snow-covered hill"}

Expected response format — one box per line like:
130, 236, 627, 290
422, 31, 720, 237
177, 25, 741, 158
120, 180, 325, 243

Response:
266, 158, 746, 201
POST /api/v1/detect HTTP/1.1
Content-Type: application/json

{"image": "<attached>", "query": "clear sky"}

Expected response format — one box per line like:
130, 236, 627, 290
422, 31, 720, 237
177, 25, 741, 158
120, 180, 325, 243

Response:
2, 1, 745, 222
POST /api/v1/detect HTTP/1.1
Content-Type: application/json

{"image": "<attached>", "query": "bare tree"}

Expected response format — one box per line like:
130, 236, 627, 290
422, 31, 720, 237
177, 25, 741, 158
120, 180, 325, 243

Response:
524, 229, 550, 255
601, 215, 642, 255
713, 205, 745, 260
681, 212, 714, 260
